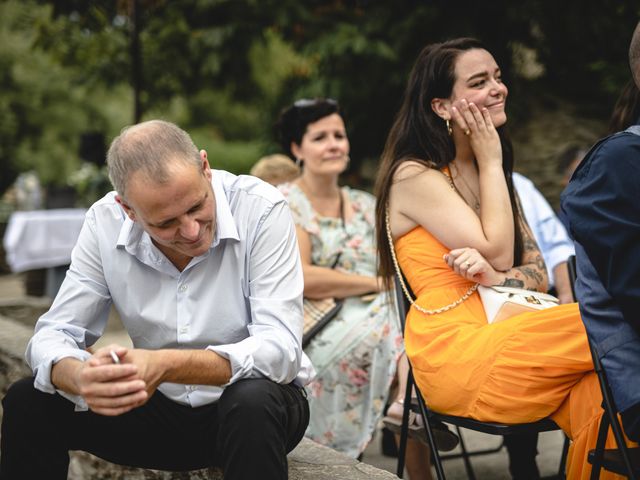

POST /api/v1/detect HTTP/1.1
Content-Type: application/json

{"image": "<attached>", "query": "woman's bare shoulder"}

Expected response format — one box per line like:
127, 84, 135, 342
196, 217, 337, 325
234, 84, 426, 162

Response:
393, 159, 445, 185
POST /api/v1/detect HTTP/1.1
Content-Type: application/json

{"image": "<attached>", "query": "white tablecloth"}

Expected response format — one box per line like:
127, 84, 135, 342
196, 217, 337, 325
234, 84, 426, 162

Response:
3, 209, 87, 273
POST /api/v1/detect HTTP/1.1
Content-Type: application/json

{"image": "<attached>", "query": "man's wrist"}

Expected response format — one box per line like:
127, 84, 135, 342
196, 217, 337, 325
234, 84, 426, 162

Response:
150, 349, 171, 384
51, 357, 84, 395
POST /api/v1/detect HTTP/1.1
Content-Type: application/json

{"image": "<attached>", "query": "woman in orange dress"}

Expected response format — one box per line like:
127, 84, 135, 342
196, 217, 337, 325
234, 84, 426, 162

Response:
374, 37, 623, 479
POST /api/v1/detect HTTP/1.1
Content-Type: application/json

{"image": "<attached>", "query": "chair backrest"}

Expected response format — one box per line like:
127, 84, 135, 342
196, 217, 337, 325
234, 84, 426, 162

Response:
393, 275, 410, 331
567, 254, 577, 302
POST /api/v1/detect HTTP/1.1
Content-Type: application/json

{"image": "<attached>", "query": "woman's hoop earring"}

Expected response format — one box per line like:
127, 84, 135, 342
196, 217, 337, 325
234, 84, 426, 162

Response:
446, 119, 453, 136
295, 157, 303, 168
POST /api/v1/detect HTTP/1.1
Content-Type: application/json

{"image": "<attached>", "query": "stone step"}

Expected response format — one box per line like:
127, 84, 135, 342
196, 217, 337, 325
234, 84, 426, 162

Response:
67, 438, 398, 479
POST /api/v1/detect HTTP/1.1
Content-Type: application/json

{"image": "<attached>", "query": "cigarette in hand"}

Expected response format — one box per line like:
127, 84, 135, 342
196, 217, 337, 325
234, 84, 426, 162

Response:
110, 350, 120, 364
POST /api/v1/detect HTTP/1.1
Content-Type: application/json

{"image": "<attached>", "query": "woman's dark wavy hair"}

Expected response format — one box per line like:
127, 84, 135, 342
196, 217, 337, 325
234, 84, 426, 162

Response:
274, 98, 342, 160
374, 37, 523, 286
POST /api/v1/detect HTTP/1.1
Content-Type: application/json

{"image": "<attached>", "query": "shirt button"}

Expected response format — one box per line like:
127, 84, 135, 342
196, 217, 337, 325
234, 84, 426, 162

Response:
179, 326, 189, 334
179, 284, 188, 292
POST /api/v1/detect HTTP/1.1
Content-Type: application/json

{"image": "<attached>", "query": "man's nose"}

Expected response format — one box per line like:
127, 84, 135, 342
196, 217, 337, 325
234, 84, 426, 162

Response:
179, 217, 200, 239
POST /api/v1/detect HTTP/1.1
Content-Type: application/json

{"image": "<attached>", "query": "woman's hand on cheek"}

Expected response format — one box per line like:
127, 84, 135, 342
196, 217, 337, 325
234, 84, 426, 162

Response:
451, 100, 502, 167
444, 248, 502, 286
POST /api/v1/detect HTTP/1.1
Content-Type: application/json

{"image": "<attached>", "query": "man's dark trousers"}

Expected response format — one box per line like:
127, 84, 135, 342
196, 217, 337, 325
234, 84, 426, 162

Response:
0, 377, 309, 480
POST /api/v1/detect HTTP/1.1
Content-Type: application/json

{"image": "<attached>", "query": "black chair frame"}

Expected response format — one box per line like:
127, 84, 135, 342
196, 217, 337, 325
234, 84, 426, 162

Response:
393, 275, 569, 480
566, 255, 640, 479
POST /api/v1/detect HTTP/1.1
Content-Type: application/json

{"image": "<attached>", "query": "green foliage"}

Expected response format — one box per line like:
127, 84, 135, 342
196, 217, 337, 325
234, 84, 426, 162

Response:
1, 0, 639, 200
190, 129, 265, 175
0, 1, 86, 190
527, 0, 640, 115
67, 163, 112, 208
249, 28, 315, 103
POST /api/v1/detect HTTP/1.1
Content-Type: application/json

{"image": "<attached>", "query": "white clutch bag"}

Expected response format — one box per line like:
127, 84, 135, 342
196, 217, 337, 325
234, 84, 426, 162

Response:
478, 286, 560, 324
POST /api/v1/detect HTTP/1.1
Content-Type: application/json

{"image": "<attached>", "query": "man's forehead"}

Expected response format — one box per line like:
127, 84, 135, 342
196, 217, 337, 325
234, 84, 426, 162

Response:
128, 160, 201, 189
126, 163, 210, 217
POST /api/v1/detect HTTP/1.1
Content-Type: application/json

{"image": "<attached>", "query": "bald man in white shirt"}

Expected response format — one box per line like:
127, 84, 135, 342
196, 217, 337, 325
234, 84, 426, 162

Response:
0, 120, 312, 480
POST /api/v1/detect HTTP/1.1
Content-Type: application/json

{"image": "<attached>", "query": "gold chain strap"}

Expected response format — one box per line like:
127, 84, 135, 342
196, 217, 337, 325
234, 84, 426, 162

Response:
385, 206, 478, 315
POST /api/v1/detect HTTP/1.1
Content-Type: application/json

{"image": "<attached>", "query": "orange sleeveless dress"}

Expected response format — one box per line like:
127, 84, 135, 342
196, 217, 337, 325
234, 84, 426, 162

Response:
397, 226, 626, 479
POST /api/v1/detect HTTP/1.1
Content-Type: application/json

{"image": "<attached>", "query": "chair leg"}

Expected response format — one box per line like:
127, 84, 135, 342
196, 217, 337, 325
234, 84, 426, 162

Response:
411, 368, 447, 480
454, 426, 477, 480
396, 367, 415, 478
557, 434, 569, 479
590, 415, 610, 480
607, 407, 637, 479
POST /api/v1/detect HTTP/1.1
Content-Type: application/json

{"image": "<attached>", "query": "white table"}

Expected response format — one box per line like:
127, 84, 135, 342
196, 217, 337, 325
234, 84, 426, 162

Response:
3, 209, 87, 297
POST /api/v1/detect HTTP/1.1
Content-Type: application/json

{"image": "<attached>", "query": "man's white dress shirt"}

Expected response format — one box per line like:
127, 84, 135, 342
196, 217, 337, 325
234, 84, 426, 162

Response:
513, 172, 575, 288
26, 170, 313, 410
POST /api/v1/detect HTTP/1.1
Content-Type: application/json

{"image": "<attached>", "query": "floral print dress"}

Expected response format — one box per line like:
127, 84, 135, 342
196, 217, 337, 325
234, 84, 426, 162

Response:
279, 182, 403, 458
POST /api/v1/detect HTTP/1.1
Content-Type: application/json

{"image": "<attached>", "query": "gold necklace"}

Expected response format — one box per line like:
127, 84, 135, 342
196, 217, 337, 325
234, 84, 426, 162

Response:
451, 162, 480, 211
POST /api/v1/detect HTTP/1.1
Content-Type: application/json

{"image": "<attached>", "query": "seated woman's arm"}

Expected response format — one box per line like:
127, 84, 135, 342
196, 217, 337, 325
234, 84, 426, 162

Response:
505, 219, 549, 292
392, 161, 514, 270
444, 218, 549, 292
296, 226, 382, 299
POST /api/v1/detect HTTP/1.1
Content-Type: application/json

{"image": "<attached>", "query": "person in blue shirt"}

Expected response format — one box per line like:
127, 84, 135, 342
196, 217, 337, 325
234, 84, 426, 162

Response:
0, 120, 312, 479
561, 21, 640, 443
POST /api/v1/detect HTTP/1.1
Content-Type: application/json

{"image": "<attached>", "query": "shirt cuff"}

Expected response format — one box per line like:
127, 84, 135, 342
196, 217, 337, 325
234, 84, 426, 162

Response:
207, 339, 258, 386
32, 349, 92, 411
546, 245, 576, 272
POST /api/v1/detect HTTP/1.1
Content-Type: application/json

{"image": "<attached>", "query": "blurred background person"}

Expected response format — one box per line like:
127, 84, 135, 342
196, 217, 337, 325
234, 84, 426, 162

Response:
608, 78, 640, 133
275, 97, 404, 460
557, 144, 590, 189
250, 153, 300, 186
556, 78, 640, 234
555, 144, 590, 232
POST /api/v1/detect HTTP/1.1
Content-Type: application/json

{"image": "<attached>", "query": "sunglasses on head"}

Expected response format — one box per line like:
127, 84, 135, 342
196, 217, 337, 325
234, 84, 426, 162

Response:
293, 97, 338, 108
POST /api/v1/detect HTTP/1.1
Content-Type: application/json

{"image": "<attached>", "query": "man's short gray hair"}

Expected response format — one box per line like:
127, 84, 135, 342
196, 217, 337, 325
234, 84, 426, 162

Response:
630, 21, 640, 88
107, 120, 202, 199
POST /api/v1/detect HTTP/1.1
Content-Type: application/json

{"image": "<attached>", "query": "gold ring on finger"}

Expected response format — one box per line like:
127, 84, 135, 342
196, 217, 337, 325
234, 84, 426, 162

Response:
464, 129, 471, 136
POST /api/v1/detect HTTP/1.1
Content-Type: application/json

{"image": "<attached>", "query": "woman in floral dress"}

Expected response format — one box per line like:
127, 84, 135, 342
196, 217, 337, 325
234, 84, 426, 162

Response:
275, 98, 403, 458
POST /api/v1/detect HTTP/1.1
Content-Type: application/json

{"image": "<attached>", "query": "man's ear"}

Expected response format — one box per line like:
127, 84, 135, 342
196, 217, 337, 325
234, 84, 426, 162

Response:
115, 195, 136, 222
431, 97, 451, 121
200, 149, 212, 181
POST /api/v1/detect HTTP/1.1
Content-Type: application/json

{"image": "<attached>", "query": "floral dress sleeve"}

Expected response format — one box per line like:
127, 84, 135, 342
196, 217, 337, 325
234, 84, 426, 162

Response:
278, 182, 344, 268
278, 182, 319, 235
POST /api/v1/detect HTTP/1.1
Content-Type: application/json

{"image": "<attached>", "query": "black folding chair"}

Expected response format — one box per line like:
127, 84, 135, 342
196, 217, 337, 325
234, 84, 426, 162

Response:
566, 255, 640, 479
393, 276, 569, 480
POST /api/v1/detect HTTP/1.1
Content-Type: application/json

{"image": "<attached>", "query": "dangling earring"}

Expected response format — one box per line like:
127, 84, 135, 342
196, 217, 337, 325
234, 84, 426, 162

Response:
345, 155, 351, 168
446, 119, 453, 136
295, 157, 303, 168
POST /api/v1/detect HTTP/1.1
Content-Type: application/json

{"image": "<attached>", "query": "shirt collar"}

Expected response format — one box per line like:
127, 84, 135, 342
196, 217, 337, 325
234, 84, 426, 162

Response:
211, 170, 240, 247
115, 170, 240, 254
